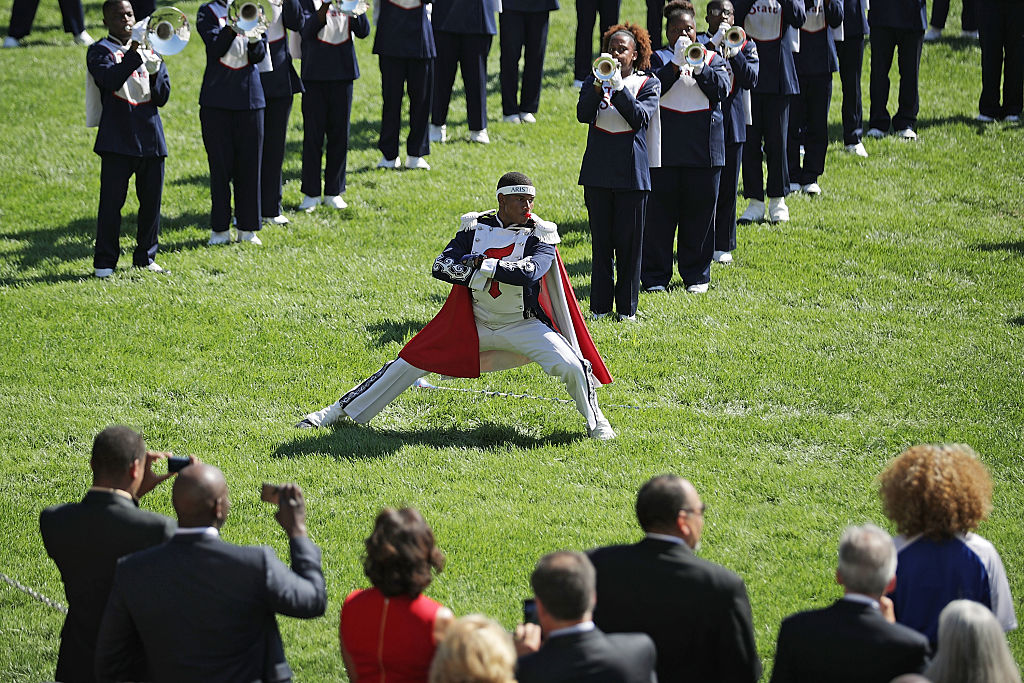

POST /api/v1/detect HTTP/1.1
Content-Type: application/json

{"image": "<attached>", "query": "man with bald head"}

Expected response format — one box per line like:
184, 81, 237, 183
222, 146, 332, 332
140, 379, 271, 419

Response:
95, 464, 326, 683
588, 474, 761, 683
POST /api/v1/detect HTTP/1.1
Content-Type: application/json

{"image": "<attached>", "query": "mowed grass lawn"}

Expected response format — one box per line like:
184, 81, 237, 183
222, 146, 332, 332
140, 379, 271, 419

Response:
1, 0, 1022, 678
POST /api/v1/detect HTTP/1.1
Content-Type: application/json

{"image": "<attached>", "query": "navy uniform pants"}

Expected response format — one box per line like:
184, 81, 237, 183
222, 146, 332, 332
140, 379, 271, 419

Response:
868, 26, 924, 132
94, 153, 164, 270
788, 74, 832, 185
930, 0, 977, 31
499, 10, 550, 116
743, 92, 791, 199
301, 79, 353, 198
7, 0, 83, 38
835, 37, 865, 144
646, 0, 666, 48
977, 0, 1024, 118
261, 94, 293, 218
715, 142, 742, 253
432, 31, 492, 131
584, 186, 646, 317
644, 166, 721, 289
379, 56, 432, 160
200, 106, 264, 233
573, 0, 620, 82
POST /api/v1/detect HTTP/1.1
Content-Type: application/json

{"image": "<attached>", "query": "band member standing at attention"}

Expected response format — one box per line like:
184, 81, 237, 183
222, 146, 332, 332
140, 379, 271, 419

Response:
787, 0, 842, 195
734, 0, 805, 224
578, 23, 660, 321
573, 0, 620, 86
975, 0, 1023, 122
260, 0, 304, 225
87, 0, 170, 278
642, 1, 729, 295
429, 0, 498, 145
924, 0, 977, 40
197, 0, 269, 246
297, 0, 370, 211
374, 0, 435, 170
864, 0, 925, 140
835, 0, 868, 156
699, 0, 758, 265
499, 0, 559, 124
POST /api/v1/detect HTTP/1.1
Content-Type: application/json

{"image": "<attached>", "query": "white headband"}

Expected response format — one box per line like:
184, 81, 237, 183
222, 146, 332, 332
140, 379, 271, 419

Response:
496, 184, 536, 198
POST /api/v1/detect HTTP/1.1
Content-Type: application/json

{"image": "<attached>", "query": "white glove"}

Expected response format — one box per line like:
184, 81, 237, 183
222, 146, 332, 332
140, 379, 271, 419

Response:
246, 24, 266, 43
711, 21, 730, 47
691, 58, 704, 75
672, 35, 691, 67
609, 65, 624, 92
143, 51, 163, 74
131, 19, 148, 44
722, 43, 740, 59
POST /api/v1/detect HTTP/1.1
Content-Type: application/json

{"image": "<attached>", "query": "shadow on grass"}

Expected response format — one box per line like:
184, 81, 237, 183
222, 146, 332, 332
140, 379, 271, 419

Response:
274, 423, 580, 459
1009, 316, 1024, 327
971, 241, 1024, 255
366, 318, 429, 346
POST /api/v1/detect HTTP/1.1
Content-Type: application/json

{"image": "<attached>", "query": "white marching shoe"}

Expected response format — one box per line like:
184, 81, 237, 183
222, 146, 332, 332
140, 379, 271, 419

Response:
976, 113, 995, 123
865, 127, 887, 138
923, 26, 942, 41
802, 182, 822, 195
298, 194, 321, 212
94, 267, 114, 278
73, 30, 94, 45
520, 112, 537, 123
686, 283, 709, 294
737, 199, 765, 224
712, 250, 733, 264
324, 195, 348, 209
502, 114, 522, 123
377, 156, 401, 169
572, 79, 585, 89
3, 36, 22, 47
208, 230, 232, 245
469, 128, 490, 144
845, 142, 869, 157
405, 156, 430, 170
264, 214, 289, 225
237, 230, 262, 245
429, 124, 447, 143
767, 196, 790, 223
896, 128, 918, 140
588, 417, 616, 440
142, 262, 169, 274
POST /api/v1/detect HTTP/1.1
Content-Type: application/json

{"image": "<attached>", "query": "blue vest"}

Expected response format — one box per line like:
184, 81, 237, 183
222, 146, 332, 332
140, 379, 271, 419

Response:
372, 0, 436, 58
197, 1, 268, 110
734, 0, 805, 94
299, 2, 370, 81
432, 0, 498, 34
651, 48, 729, 167
698, 33, 759, 144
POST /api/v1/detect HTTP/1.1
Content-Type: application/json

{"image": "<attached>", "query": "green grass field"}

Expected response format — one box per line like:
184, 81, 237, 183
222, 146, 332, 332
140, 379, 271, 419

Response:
1, 0, 1022, 678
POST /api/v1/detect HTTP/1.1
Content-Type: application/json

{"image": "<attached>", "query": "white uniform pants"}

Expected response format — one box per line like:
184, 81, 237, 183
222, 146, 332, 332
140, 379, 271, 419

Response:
306, 318, 606, 430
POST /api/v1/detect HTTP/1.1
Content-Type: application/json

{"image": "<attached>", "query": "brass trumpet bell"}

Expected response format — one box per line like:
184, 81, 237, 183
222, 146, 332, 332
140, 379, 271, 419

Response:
146, 7, 189, 56
592, 53, 617, 81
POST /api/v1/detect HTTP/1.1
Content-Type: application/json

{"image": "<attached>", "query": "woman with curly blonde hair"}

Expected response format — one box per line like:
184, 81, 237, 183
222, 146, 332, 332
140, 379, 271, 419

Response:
879, 444, 1017, 646
428, 615, 517, 683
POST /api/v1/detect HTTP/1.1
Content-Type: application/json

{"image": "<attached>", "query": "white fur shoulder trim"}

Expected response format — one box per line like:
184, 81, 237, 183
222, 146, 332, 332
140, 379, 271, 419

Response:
459, 211, 484, 231
529, 214, 561, 244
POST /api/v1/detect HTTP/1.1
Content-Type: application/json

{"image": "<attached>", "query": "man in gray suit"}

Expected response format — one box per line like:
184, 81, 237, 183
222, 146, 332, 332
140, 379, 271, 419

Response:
95, 464, 327, 683
40, 425, 179, 683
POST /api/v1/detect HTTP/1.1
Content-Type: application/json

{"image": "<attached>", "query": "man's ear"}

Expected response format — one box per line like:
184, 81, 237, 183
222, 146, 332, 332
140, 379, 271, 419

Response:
885, 575, 897, 595
128, 457, 143, 482
835, 569, 844, 587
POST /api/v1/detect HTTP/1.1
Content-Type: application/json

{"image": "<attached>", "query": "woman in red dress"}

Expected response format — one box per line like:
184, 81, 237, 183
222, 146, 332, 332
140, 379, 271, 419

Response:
340, 508, 454, 682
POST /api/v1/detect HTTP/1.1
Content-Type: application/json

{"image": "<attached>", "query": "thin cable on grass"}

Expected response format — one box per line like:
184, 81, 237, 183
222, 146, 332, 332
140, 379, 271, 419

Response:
412, 377, 644, 410
0, 571, 67, 614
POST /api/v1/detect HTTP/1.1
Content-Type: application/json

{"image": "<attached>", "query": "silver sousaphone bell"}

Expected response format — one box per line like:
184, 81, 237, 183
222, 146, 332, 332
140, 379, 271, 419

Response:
592, 53, 617, 81
146, 7, 190, 56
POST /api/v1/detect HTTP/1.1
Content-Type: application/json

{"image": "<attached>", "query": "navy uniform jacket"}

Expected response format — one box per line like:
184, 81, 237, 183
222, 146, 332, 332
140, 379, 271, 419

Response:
373, 0, 436, 58
577, 73, 661, 190
795, 0, 843, 75
841, 0, 868, 38
432, 0, 499, 34
431, 211, 556, 322
88, 36, 170, 157
197, 0, 268, 109
651, 47, 730, 167
299, 3, 370, 80
734, 0, 806, 94
260, 0, 305, 97
867, 0, 925, 30
698, 32, 759, 143
502, 0, 559, 11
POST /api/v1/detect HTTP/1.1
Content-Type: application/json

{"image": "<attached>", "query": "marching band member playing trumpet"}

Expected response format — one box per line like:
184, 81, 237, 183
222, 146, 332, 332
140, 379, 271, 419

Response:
642, 0, 729, 294
259, 0, 304, 224
734, 0, 805, 223
373, 0, 435, 169
699, 0, 758, 265
577, 23, 659, 321
88, 0, 171, 278
297, 0, 369, 210
787, 0, 842, 195
197, 0, 269, 245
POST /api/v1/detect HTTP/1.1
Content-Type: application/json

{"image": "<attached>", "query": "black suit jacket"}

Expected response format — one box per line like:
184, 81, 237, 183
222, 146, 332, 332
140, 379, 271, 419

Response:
94, 532, 327, 683
589, 538, 762, 683
517, 627, 658, 683
769, 599, 930, 683
39, 490, 176, 683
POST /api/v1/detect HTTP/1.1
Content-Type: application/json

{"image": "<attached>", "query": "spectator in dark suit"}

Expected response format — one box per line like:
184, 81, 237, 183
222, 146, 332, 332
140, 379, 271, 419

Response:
769, 524, 931, 683
588, 474, 761, 683
514, 550, 657, 683
39, 425, 178, 683
94, 464, 326, 683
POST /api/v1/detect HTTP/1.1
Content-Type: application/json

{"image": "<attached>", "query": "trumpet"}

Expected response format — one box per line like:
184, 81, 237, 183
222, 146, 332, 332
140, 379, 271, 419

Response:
684, 42, 707, 67
334, 0, 369, 16
724, 25, 746, 51
143, 7, 190, 56
229, 0, 267, 33
592, 53, 618, 81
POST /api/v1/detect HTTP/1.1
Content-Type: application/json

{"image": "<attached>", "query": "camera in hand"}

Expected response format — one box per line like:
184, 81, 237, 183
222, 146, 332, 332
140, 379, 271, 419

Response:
261, 483, 282, 504
167, 456, 191, 473
522, 598, 539, 625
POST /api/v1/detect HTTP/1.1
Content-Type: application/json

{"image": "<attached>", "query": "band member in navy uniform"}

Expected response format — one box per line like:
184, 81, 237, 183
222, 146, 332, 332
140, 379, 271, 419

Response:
864, 0, 925, 140
87, 0, 170, 278
699, 0, 758, 264
734, 0, 805, 224
4, 0, 92, 47
643, 1, 729, 295
924, 0, 976, 40
499, 0, 559, 123
197, 0, 269, 245
975, 0, 1023, 121
297, 0, 369, 211
374, 0, 435, 169
297, 172, 617, 440
835, 0, 868, 155
260, 0, 304, 224
787, 0, 841, 195
430, 0, 498, 144
573, 0, 620, 85
578, 23, 660, 321
647, 0, 666, 47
